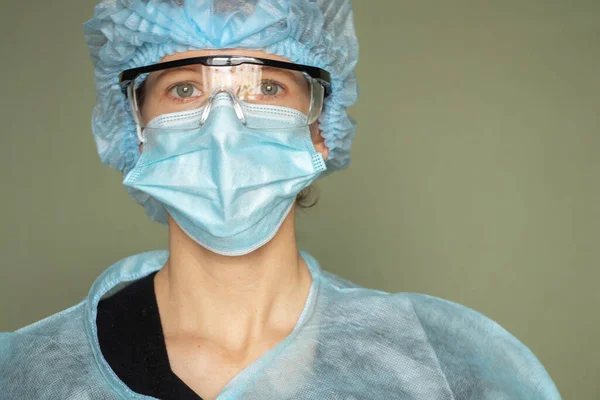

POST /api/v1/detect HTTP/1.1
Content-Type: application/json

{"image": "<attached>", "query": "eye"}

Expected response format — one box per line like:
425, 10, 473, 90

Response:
169, 83, 202, 99
260, 82, 283, 96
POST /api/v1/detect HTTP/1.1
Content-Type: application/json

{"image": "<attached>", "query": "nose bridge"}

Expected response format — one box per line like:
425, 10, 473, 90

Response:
200, 88, 247, 126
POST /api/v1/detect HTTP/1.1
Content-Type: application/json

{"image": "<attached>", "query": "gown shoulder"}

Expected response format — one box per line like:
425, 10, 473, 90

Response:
0, 301, 117, 399
316, 271, 561, 399
399, 292, 562, 399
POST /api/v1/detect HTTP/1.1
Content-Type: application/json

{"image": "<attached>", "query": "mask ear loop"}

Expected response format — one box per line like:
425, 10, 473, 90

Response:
127, 85, 146, 144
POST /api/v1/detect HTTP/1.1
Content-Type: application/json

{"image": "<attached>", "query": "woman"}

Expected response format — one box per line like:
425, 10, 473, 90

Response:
0, 1, 561, 399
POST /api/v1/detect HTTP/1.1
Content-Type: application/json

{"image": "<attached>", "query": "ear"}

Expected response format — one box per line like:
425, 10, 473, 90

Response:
310, 123, 329, 160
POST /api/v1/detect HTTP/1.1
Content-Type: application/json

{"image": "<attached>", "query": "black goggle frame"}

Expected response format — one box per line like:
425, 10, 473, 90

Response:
119, 55, 332, 98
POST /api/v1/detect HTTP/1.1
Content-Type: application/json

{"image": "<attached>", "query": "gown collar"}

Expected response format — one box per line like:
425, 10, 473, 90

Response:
83, 250, 323, 399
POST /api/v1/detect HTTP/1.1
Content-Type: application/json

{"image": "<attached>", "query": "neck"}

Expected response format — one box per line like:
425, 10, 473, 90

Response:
154, 208, 313, 352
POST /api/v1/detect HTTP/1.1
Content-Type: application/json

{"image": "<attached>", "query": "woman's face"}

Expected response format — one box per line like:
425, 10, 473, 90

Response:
137, 49, 329, 159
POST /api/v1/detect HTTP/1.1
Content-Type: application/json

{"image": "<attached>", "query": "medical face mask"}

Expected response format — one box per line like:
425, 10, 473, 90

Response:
123, 94, 327, 256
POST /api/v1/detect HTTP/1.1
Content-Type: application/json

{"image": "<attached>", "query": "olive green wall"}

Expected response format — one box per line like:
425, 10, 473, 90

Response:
0, 1, 598, 398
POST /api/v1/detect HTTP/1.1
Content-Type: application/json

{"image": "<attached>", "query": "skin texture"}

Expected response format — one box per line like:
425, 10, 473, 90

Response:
139, 49, 329, 400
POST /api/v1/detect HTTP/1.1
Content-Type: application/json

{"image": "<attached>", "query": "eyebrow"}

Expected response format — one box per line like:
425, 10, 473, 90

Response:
149, 64, 308, 89
152, 66, 203, 85
261, 66, 305, 84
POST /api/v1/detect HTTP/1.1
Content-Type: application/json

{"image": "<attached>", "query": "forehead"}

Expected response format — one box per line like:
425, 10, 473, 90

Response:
159, 49, 293, 64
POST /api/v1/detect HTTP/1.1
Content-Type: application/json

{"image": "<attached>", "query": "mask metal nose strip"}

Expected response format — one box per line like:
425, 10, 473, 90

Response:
200, 88, 247, 126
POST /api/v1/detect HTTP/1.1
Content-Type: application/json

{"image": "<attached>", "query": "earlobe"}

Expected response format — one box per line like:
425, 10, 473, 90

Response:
310, 125, 329, 160
314, 138, 329, 160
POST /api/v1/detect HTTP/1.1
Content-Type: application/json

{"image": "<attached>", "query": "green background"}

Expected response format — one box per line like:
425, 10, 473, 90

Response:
1, 1, 598, 398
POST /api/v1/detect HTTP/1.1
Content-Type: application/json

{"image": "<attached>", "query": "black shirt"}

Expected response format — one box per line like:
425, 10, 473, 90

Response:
97, 271, 204, 400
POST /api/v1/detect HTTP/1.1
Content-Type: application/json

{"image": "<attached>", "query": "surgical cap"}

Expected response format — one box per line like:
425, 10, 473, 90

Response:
83, 0, 359, 223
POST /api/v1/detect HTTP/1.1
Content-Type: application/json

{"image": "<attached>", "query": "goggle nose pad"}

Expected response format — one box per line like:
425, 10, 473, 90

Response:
200, 89, 247, 127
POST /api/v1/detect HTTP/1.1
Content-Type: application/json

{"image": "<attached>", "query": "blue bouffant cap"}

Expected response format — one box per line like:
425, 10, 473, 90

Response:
84, 0, 359, 223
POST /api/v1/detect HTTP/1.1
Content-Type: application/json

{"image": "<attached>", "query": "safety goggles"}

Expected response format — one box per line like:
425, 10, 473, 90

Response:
119, 56, 331, 135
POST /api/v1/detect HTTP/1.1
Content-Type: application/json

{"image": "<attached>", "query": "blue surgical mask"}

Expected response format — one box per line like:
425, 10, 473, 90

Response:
123, 95, 327, 256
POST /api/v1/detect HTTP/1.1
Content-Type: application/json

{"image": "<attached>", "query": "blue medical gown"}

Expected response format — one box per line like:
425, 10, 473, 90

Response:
0, 251, 561, 399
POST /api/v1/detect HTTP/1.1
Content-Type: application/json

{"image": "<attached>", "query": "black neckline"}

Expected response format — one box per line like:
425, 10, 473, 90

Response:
96, 271, 204, 400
